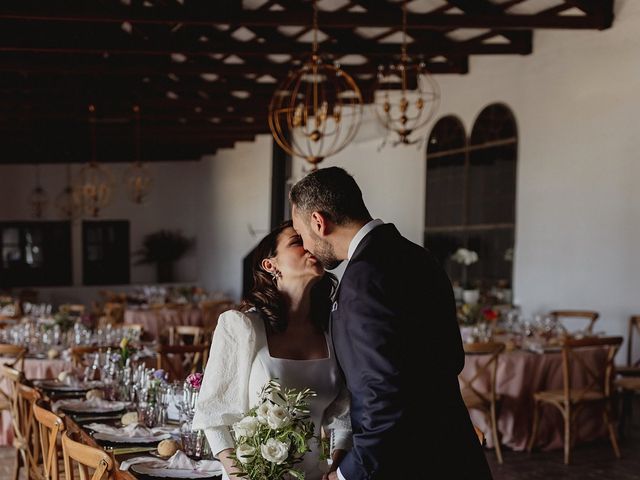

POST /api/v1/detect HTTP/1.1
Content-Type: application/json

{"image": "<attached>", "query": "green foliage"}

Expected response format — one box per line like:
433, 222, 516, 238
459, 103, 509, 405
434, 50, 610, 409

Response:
230, 380, 318, 480
134, 229, 194, 265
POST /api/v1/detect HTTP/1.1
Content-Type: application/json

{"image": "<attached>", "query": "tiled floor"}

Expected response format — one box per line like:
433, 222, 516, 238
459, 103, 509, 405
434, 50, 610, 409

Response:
1, 425, 639, 479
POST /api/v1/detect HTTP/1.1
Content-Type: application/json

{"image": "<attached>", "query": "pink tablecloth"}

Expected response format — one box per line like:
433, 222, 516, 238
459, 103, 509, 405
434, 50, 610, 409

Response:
461, 347, 607, 451
0, 357, 72, 446
124, 307, 204, 341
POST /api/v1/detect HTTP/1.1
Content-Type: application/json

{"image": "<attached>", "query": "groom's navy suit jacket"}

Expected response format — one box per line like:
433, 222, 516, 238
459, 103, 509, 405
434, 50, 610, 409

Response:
331, 224, 493, 480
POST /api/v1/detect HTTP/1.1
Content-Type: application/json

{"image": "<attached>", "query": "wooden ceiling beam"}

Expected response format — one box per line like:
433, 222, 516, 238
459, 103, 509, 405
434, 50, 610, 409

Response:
0, 4, 612, 30
0, 27, 532, 56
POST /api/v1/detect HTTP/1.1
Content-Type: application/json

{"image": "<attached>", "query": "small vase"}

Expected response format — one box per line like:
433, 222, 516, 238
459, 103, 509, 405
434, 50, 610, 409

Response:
462, 289, 480, 305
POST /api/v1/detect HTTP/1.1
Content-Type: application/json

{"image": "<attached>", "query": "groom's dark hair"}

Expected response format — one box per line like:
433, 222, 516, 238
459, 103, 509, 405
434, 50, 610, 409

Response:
290, 167, 371, 226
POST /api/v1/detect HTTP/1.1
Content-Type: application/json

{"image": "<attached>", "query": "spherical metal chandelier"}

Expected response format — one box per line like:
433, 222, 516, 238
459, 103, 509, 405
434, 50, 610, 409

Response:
54, 164, 82, 220
373, 0, 440, 146
123, 106, 153, 204
74, 105, 114, 218
268, 0, 363, 169
28, 165, 48, 219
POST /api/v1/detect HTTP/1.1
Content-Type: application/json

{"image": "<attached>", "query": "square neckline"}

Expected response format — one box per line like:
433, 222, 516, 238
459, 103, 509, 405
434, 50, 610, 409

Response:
261, 318, 332, 362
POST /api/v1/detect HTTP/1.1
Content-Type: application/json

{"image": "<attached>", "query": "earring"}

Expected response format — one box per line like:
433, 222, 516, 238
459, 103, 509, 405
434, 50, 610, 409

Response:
271, 269, 282, 281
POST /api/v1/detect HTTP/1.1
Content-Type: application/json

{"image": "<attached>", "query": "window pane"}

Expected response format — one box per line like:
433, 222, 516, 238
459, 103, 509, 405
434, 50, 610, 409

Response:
467, 228, 515, 289
426, 153, 466, 227
468, 143, 517, 225
470, 104, 517, 145
2, 247, 21, 268
425, 231, 466, 283
427, 116, 466, 155
2, 228, 19, 246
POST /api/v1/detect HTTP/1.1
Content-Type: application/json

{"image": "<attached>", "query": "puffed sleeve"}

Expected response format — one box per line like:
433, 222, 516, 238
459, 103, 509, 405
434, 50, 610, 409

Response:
192, 310, 257, 456
323, 382, 352, 452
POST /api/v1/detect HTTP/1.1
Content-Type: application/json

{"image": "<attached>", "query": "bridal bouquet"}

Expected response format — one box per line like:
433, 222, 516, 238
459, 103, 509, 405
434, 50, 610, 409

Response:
231, 380, 316, 479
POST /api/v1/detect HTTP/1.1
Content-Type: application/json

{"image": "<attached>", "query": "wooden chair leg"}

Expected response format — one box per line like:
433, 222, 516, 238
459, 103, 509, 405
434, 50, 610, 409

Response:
604, 406, 621, 459
527, 400, 540, 453
490, 403, 503, 464
13, 448, 20, 480
564, 406, 571, 465
619, 390, 632, 439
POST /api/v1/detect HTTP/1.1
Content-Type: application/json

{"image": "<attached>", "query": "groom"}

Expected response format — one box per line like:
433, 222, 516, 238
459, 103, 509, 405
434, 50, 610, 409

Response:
291, 167, 492, 480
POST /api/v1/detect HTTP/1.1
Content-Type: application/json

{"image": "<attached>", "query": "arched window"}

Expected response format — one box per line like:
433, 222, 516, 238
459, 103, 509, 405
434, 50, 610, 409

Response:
425, 104, 517, 292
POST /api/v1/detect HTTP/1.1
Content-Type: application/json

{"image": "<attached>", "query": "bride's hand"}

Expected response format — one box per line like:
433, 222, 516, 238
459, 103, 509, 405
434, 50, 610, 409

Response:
322, 473, 339, 480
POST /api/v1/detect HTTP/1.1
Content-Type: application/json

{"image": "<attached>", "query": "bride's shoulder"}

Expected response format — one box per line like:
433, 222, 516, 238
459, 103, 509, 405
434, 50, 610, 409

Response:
217, 308, 262, 334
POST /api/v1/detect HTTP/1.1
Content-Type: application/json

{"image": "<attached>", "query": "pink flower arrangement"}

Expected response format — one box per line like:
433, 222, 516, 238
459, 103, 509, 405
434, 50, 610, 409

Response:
186, 372, 203, 390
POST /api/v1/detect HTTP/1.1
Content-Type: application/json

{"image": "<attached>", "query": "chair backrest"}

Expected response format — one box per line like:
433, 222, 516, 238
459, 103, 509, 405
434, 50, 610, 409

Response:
103, 302, 125, 323
62, 431, 113, 480
156, 344, 208, 381
0, 364, 26, 438
459, 342, 505, 406
0, 343, 26, 370
33, 402, 65, 480
561, 336, 623, 403
550, 310, 599, 334
59, 303, 86, 317
17, 384, 43, 480
168, 325, 205, 346
627, 316, 640, 368
70, 345, 111, 368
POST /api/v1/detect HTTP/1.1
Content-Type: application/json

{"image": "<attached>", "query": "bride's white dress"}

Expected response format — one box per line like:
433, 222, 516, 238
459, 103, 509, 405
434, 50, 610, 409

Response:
192, 309, 351, 480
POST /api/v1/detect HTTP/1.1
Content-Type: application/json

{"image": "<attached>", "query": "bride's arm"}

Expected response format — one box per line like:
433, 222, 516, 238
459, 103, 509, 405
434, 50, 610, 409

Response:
217, 448, 244, 480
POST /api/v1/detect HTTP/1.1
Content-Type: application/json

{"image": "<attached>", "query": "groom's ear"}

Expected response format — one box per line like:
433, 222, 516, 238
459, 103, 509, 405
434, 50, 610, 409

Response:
311, 211, 331, 237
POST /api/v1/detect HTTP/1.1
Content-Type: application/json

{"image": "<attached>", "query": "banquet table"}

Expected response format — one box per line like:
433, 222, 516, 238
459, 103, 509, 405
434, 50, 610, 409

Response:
124, 306, 204, 341
461, 346, 608, 451
0, 356, 71, 446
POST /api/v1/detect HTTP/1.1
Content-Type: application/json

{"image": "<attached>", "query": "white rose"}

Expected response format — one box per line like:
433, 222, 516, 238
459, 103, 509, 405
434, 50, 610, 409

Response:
266, 405, 292, 430
260, 438, 289, 464
256, 402, 271, 425
233, 416, 260, 438
236, 444, 256, 465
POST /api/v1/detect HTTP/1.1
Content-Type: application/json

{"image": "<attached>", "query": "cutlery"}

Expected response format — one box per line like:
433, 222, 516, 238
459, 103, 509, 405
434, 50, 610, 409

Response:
105, 445, 157, 455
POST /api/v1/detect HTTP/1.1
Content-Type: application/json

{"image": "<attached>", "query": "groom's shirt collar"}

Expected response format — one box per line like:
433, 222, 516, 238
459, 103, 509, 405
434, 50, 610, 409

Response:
347, 218, 384, 260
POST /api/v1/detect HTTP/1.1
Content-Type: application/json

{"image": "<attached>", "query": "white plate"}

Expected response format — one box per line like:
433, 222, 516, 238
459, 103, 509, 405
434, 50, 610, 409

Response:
93, 432, 171, 443
59, 400, 127, 413
35, 380, 102, 392
130, 464, 221, 478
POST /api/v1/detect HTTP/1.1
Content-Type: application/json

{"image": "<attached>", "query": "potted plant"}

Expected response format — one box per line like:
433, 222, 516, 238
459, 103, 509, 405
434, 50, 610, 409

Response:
450, 247, 479, 304
135, 230, 194, 283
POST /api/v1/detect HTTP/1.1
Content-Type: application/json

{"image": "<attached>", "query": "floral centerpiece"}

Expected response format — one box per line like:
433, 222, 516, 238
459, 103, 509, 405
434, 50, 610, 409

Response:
230, 380, 316, 480
450, 247, 479, 289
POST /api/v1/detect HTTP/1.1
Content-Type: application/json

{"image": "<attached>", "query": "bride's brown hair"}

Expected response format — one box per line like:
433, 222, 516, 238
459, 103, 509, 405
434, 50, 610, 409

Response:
242, 220, 337, 333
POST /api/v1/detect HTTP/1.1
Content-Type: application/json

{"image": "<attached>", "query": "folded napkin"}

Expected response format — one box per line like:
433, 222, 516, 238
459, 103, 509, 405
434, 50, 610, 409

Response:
120, 451, 221, 472
52, 398, 126, 413
84, 422, 177, 437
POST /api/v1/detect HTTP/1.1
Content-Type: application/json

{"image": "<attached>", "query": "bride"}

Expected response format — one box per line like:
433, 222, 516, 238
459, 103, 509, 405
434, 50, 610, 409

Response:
192, 221, 351, 480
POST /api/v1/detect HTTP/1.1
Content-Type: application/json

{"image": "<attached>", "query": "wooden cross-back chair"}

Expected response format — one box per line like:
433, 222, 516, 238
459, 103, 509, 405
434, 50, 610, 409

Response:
459, 341, 505, 464
70, 345, 113, 369
98, 302, 125, 328
0, 364, 27, 480
58, 303, 86, 318
527, 336, 622, 465
549, 310, 599, 334
0, 345, 26, 415
62, 431, 113, 480
168, 325, 205, 346
33, 402, 65, 480
616, 316, 640, 436
16, 384, 43, 480
156, 344, 208, 381
0, 343, 26, 370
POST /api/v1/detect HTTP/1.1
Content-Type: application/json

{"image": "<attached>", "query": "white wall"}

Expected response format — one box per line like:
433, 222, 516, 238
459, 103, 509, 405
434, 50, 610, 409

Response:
0, 161, 203, 305
197, 135, 273, 300
288, 0, 640, 352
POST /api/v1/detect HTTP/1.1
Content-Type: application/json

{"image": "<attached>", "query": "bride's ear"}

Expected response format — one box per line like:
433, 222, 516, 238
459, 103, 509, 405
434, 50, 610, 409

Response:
261, 258, 276, 275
